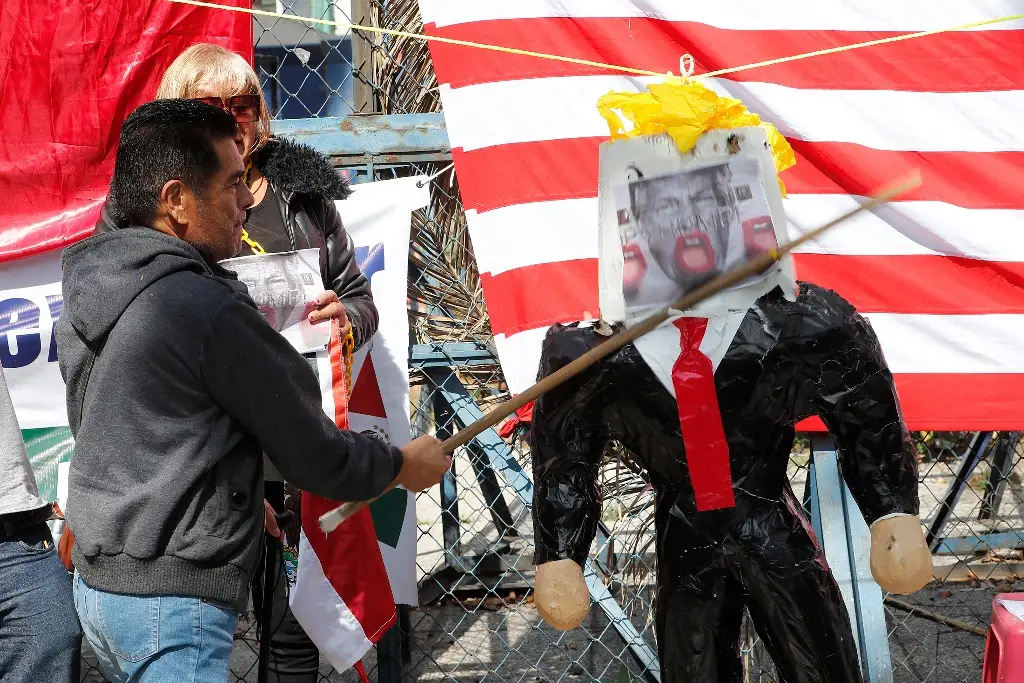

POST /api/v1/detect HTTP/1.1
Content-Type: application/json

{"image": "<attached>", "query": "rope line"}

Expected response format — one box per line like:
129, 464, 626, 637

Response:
168, 0, 1024, 84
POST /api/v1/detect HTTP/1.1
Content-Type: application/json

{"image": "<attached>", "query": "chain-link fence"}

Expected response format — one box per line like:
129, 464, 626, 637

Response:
79, 3, 1022, 682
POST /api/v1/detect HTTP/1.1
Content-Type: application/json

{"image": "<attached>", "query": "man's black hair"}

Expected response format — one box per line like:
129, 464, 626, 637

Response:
110, 99, 239, 226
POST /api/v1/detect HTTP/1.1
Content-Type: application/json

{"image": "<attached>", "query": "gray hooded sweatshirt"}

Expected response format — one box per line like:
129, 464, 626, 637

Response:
56, 227, 402, 610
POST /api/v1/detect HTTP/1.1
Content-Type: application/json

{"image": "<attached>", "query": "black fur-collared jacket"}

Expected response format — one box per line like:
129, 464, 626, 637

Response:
94, 137, 379, 348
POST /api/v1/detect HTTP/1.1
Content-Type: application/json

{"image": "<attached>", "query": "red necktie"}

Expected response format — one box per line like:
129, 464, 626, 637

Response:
671, 317, 736, 511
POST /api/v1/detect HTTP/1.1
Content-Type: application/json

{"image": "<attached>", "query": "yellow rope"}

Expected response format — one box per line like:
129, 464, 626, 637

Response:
705, 16, 1024, 79
169, 0, 1024, 84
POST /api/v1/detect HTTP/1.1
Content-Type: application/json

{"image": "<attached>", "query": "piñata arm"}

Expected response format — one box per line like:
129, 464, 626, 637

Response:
530, 325, 610, 566
796, 283, 919, 525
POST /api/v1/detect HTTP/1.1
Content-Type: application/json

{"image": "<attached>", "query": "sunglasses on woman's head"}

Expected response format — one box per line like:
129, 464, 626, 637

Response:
193, 94, 260, 123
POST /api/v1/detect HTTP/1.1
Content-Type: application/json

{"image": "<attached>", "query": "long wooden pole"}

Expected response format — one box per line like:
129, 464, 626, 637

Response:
318, 171, 922, 534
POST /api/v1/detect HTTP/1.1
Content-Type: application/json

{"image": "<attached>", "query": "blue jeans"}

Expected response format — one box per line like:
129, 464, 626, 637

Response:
73, 573, 239, 683
0, 521, 82, 683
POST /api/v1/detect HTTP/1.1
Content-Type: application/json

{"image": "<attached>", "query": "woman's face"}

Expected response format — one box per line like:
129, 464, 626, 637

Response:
236, 117, 257, 160
193, 86, 259, 160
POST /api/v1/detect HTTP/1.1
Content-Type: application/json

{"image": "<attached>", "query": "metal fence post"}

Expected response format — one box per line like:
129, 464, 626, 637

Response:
350, 0, 373, 113
376, 618, 404, 683
431, 387, 462, 567
980, 432, 1019, 521
810, 434, 893, 683
927, 432, 991, 550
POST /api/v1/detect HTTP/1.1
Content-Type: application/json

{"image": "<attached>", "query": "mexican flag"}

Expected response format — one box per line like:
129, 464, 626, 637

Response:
333, 176, 430, 609
289, 177, 428, 672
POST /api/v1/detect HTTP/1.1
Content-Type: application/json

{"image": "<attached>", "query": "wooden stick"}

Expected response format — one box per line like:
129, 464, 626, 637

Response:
883, 596, 988, 638
318, 171, 922, 534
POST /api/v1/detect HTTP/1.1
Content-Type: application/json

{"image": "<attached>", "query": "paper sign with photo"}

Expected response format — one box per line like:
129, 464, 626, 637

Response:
597, 127, 796, 323
220, 248, 329, 354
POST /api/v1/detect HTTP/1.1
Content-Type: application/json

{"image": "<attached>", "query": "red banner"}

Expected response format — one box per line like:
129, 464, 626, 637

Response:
0, 0, 252, 262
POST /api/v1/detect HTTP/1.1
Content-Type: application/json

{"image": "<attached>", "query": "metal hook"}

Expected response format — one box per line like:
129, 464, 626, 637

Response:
679, 53, 695, 78
416, 161, 455, 188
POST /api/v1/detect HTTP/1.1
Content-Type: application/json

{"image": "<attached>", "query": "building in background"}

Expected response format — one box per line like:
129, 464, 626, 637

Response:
253, 0, 356, 119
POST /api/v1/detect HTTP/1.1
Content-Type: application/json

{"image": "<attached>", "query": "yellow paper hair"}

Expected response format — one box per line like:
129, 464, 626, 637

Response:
597, 80, 796, 196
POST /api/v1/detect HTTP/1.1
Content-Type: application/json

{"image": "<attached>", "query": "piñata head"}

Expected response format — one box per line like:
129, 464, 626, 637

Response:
596, 81, 798, 323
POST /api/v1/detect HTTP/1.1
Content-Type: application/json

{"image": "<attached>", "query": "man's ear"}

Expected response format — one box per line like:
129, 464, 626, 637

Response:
159, 179, 190, 229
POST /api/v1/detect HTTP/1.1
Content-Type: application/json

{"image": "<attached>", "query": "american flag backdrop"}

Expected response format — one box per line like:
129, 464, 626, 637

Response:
418, 0, 1024, 430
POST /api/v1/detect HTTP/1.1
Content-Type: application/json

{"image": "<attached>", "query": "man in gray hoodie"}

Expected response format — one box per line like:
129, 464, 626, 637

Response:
56, 98, 450, 682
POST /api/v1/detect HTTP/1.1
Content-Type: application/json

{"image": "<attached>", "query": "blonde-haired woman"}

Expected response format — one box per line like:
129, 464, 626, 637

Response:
95, 43, 376, 682
99, 42, 377, 345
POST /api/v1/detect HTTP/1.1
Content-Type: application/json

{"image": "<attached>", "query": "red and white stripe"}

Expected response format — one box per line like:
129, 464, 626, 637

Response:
420, 0, 1024, 430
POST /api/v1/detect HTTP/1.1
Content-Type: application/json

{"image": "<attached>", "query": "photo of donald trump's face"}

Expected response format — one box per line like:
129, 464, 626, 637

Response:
631, 162, 737, 287
618, 156, 779, 312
